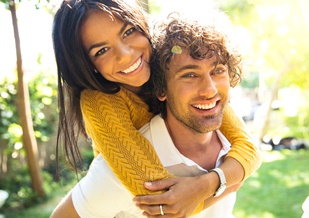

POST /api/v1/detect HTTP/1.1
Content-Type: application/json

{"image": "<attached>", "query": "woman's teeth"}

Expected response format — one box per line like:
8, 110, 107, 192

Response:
193, 102, 216, 110
122, 58, 141, 74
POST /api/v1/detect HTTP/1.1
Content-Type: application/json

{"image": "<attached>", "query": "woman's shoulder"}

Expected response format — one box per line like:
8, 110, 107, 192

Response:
81, 89, 124, 103
80, 88, 148, 113
81, 88, 145, 105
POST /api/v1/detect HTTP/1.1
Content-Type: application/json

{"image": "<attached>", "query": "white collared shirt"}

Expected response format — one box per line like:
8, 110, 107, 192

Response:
72, 115, 236, 218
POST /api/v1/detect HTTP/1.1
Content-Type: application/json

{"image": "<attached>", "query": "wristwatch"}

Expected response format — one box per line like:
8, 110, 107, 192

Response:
209, 168, 226, 197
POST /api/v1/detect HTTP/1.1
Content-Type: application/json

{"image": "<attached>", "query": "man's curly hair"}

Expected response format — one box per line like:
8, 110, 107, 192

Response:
149, 12, 243, 117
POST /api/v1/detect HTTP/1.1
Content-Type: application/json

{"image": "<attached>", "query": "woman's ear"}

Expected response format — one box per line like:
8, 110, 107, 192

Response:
157, 92, 166, 101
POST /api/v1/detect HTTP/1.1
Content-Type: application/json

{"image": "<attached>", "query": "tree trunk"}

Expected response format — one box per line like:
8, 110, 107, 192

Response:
257, 63, 290, 142
9, 0, 45, 198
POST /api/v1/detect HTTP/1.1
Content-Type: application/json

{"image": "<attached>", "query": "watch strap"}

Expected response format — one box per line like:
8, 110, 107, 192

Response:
209, 168, 226, 197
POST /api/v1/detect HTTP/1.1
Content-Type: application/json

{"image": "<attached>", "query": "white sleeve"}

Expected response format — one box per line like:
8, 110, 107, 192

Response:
71, 155, 139, 218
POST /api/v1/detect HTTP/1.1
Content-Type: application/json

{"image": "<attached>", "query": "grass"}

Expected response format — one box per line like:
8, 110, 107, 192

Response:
234, 149, 309, 218
3, 149, 309, 218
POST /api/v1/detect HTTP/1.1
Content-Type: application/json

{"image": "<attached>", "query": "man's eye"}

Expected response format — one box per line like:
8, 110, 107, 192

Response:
213, 66, 227, 75
95, 47, 109, 57
124, 27, 136, 37
215, 69, 224, 74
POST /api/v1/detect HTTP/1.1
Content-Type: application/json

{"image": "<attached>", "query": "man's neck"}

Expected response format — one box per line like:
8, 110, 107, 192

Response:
164, 116, 222, 171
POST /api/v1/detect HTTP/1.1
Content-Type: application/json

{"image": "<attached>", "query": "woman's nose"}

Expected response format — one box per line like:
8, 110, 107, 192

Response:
115, 42, 133, 64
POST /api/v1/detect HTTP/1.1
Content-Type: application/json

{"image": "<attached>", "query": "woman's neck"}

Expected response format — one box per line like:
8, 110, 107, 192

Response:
121, 84, 142, 95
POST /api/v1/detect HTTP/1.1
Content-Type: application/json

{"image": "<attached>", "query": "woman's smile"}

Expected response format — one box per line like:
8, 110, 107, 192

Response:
121, 57, 142, 74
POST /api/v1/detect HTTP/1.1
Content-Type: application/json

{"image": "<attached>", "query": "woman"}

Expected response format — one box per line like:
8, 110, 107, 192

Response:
51, 0, 261, 217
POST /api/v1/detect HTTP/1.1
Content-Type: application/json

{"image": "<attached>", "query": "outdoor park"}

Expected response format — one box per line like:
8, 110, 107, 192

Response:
0, 0, 309, 217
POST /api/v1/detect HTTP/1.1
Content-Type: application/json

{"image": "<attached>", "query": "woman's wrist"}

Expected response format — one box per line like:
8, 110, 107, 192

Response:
219, 157, 244, 187
197, 172, 220, 199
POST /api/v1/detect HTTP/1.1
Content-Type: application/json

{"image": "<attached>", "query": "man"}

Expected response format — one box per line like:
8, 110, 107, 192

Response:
132, 11, 242, 217
56, 9, 244, 218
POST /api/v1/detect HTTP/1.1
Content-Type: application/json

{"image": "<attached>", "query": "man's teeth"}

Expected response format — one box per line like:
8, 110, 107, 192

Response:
122, 58, 141, 74
193, 102, 216, 110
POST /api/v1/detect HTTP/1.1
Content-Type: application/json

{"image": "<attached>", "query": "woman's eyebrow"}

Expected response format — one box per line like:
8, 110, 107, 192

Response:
87, 22, 129, 54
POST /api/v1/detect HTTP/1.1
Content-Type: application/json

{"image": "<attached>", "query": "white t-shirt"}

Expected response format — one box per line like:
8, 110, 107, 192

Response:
72, 115, 236, 218
302, 196, 309, 218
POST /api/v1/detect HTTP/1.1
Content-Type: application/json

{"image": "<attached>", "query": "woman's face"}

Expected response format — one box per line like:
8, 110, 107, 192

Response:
80, 10, 152, 93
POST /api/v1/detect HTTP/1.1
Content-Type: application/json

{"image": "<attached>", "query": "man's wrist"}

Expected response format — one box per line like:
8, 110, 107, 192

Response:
209, 168, 226, 197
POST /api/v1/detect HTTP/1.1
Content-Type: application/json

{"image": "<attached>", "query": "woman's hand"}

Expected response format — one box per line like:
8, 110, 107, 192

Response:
133, 176, 210, 217
133, 171, 243, 217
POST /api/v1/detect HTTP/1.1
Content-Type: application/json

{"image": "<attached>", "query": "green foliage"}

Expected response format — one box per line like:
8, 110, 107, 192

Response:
0, 72, 57, 157
147, 0, 162, 14
241, 71, 259, 89
285, 106, 309, 139
234, 150, 309, 218
0, 78, 19, 146
0, 165, 42, 212
0, 164, 76, 214
28, 73, 58, 142
0, 0, 51, 9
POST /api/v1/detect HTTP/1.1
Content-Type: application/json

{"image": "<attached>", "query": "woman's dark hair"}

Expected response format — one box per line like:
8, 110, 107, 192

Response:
149, 12, 243, 118
52, 0, 149, 171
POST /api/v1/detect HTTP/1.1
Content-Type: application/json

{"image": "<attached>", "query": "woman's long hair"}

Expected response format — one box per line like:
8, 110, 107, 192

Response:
52, 0, 150, 171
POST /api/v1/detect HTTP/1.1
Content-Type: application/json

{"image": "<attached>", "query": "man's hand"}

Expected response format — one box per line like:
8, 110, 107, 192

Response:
133, 176, 207, 217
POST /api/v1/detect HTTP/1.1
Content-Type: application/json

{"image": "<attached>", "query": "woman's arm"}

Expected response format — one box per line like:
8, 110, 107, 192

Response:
51, 192, 79, 218
80, 89, 174, 195
220, 104, 262, 180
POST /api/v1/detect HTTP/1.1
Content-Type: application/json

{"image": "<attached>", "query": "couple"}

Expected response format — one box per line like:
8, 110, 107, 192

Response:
51, 0, 261, 217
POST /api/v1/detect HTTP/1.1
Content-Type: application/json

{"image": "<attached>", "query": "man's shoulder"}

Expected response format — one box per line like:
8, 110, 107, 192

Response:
139, 114, 164, 142
139, 114, 163, 136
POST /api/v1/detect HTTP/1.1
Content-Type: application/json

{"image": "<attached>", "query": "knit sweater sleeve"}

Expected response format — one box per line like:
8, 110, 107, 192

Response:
219, 104, 262, 180
80, 89, 173, 195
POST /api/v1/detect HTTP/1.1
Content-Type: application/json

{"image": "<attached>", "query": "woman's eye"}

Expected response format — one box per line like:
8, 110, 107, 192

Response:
124, 27, 136, 37
182, 73, 196, 78
95, 47, 109, 57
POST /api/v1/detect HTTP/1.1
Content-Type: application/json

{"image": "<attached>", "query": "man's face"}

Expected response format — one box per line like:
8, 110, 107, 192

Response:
159, 50, 230, 133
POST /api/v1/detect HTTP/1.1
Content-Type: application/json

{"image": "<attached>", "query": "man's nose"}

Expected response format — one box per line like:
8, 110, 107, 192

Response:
198, 76, 218, 99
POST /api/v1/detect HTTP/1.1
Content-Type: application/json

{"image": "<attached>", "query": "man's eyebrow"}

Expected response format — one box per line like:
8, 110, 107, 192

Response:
87, 22, 129, 54
174, 61, 218, 74
174, 65, 199, 74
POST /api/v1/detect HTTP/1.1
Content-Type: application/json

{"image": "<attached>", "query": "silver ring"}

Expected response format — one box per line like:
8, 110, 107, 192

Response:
159, 204, 164, 215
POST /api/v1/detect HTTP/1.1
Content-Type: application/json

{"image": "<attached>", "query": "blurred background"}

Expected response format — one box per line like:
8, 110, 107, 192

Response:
0, 0, 308, 217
